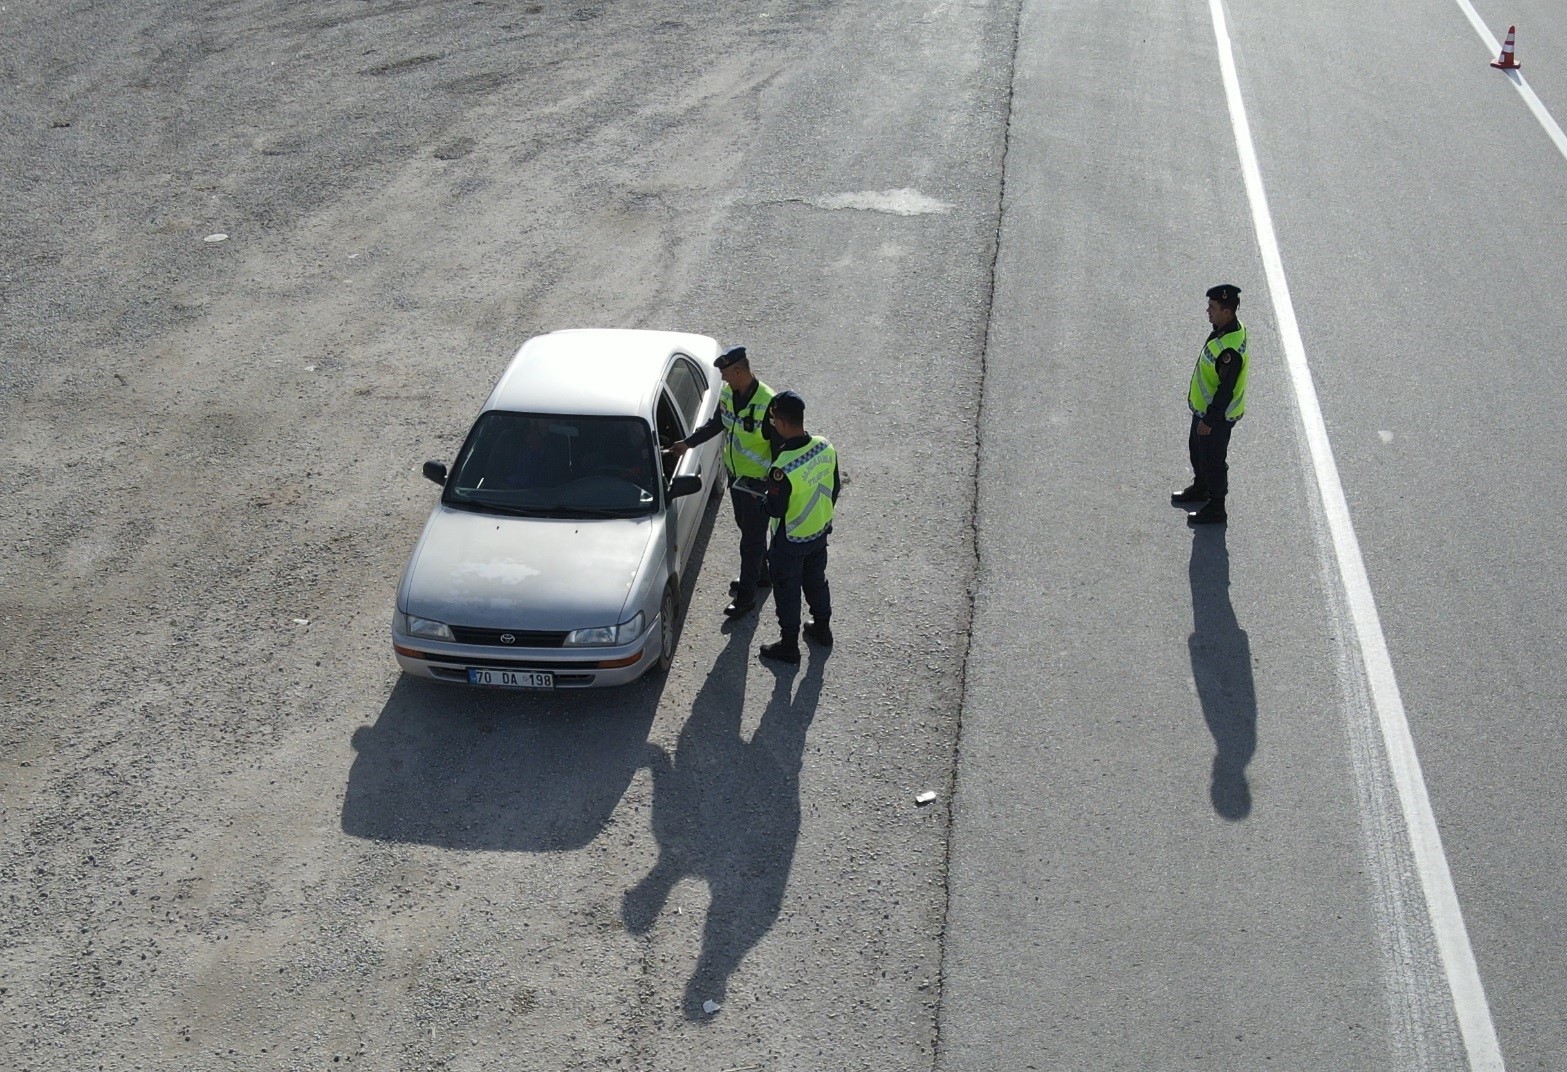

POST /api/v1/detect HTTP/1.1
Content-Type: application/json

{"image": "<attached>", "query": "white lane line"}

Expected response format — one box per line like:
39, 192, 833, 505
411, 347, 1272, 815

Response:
1450, 0, 1567, 162
1206, 3, 1507, 1070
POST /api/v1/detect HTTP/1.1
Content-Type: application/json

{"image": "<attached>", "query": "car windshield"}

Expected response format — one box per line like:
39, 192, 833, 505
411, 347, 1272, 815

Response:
444, 412, 660, 517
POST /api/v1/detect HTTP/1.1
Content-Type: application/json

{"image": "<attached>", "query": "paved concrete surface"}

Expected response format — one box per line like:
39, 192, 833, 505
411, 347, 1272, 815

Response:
943, 0, 1567, 1069
1230, 1, 1567, 1066
3, 0, 1564, 1070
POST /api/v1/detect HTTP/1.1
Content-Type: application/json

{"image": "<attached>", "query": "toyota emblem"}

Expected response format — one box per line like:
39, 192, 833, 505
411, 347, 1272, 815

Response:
500, 633, 516, 645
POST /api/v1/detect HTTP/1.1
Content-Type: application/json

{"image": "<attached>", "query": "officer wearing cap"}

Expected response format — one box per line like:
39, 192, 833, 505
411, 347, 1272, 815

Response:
669, 345, 777, 616
1173, 284, 1248, 525
758, 390, 839, 664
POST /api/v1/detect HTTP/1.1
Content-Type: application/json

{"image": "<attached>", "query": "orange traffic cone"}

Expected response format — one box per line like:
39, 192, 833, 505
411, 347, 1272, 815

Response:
1492, 25, 1521, 70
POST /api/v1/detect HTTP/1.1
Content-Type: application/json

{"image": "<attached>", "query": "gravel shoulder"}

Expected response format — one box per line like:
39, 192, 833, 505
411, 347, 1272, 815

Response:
1, 1, 1010, 1069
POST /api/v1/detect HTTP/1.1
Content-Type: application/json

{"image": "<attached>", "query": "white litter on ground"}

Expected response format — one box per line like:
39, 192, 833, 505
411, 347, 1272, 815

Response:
809, 189, 953, 216
203, 233, 228, 243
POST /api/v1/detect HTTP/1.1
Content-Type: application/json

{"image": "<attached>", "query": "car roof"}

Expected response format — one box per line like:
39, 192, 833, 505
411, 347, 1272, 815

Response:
482, 329, 720, 418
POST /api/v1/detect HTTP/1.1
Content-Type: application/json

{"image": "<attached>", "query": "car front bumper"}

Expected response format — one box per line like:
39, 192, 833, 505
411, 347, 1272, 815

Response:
391, 623, 657, 689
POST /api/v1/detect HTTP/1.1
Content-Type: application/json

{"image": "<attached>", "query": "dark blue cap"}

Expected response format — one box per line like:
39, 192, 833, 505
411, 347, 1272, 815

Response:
770, 389, 805, 422
714, 345, 748, 369
1206, 283, 1242, 308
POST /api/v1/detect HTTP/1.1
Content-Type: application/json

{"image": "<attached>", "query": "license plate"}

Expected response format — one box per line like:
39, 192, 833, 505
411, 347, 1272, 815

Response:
467, 668, 554, 689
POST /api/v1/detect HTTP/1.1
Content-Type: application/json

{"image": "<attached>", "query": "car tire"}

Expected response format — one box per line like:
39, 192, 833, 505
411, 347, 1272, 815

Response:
654, 583, 680, 674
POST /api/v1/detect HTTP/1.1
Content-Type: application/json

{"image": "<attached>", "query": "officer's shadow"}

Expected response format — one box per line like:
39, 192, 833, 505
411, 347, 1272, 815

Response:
622, 617, 824, 1018
1188, 527, 1257, 820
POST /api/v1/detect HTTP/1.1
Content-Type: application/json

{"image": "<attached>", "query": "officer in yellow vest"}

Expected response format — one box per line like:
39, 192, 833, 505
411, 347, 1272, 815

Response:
1172, 284, 1249, 525
759, 390, 839, 664
669, 345, 777, 616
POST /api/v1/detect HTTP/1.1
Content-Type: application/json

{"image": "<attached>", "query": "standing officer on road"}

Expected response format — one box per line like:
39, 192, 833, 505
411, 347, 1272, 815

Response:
669, 345, 776, 617
758, 390, 838, 664
1173, 284, 1248, 525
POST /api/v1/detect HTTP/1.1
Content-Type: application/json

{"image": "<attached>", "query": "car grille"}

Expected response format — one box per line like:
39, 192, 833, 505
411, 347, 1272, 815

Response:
448, 626, 570, 648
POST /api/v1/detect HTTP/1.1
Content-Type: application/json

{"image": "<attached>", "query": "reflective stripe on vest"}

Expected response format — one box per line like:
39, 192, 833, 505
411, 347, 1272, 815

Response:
719, 380, 776, 479
771, 436, 837, 543
1188, 322, 1248, 421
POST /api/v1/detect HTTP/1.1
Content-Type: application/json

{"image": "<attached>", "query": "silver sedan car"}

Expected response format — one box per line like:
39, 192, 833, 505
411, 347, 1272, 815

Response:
392, 329, 725, 688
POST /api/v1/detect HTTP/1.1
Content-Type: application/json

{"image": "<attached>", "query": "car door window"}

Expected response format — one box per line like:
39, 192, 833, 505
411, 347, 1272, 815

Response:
655, 391, 694, 505
665, 356, 707, 429
655, 391, 687, 452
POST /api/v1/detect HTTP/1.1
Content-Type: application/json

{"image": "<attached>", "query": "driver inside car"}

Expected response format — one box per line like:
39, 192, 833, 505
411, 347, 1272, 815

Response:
582, 421, 656, 492
496, 418, 568, 491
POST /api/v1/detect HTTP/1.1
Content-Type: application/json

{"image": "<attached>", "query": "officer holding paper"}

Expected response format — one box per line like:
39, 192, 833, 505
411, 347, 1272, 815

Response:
669, 345, 776, 616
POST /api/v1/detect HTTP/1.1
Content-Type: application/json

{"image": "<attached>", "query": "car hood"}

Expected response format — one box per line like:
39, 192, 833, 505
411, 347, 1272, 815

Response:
401, 505, 656, 630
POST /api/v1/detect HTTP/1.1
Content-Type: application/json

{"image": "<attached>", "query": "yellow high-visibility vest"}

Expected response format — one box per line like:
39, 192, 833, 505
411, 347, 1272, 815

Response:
719, 380, 776, 479
1188, 322, 1248, 420
771, 436, 838, 542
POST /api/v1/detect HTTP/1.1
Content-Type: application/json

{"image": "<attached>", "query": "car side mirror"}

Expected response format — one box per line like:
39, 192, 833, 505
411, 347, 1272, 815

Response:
422, 461, 448, 486
667, 475, 702, 500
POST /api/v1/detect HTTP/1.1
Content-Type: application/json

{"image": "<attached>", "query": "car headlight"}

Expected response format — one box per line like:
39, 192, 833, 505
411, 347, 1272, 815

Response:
617, 611, 646, 645
565, 612, 645, 647
401, 613, 454, 641
565, 625, 616, 647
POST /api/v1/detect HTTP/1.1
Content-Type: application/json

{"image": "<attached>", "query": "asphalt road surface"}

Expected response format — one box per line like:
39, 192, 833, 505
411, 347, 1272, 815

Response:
2, 1, 1563, 1070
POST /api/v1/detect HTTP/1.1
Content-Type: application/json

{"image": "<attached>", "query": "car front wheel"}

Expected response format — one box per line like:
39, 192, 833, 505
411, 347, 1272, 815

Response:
654, 584, 679, 673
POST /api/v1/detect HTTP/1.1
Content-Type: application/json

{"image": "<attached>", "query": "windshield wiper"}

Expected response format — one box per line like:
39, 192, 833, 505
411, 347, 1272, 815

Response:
446, 497, 546, 517
447, 496, 648, 519
537, 504, 650, 518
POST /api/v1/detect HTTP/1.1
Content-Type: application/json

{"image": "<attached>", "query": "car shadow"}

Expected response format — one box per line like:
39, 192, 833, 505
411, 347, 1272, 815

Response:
341, 484, 726, 851
622, 622, 825, 1019
1187, 526, 1257, 820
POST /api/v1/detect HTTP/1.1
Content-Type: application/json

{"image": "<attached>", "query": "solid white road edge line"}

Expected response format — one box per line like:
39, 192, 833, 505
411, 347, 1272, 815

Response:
1450, 0, 1567, 162
1206, 2, 1507, 1070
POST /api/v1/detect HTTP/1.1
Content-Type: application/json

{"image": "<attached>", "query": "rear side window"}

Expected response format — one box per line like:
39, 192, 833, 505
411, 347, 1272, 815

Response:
665, 356, 707, 429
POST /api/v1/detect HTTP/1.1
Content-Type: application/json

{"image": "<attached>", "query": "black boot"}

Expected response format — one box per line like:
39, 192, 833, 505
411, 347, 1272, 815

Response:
1171, 483, 1209, 505
1187, 496, 1227, 525
802, 618, 834, 647
730, 573, 771, 595
724, 592, 757, 617
759, 635, 801, 663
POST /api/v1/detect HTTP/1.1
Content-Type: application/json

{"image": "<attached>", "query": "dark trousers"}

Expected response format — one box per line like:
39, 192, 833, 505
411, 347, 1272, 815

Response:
730, 484, 771, 597
1188, 412, 1236, 499
768, 533, 830, 640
